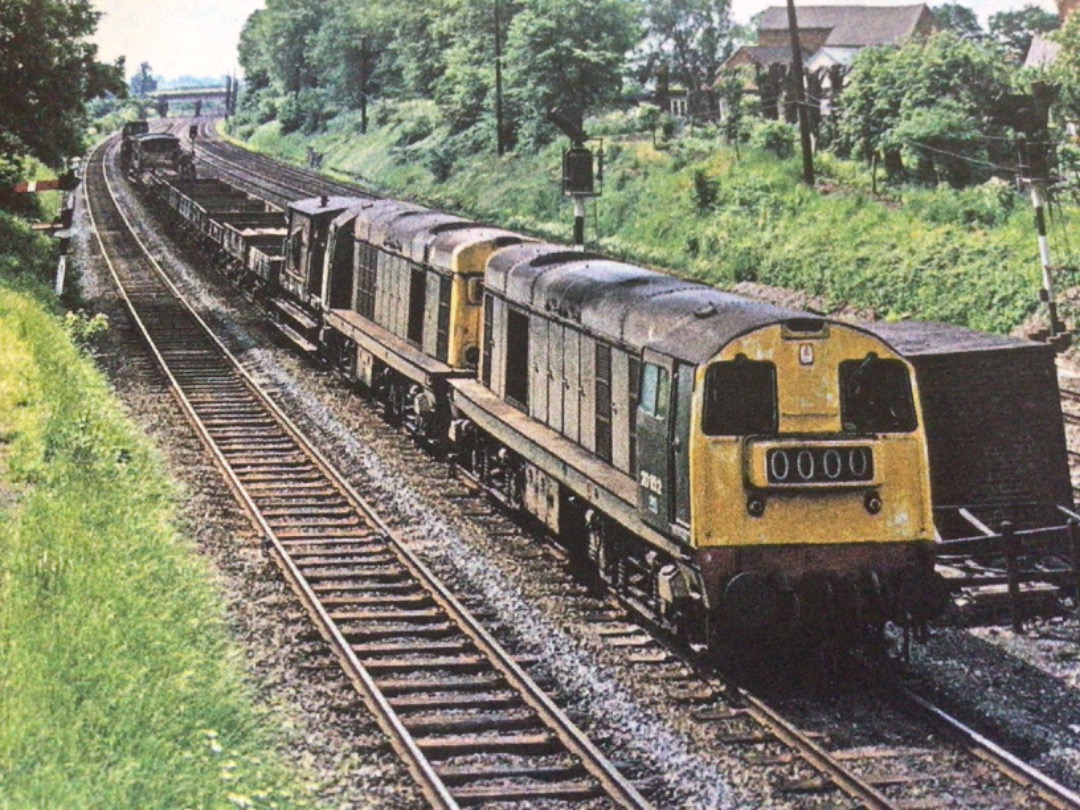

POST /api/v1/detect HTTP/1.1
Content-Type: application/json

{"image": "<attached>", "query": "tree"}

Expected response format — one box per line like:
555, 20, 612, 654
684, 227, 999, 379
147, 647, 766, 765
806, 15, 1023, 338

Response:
505, 0, 641, 146
266, 0, 323, 96
431, 0, 524, 136
374, 0, 454, 99
931, 3, 983, 40
0, 0, 126, 170
717, 70, 746, 148
1052, 11, 1080, 121
310, 0, 384, 111
130, 62, 157, 96
637, 0, 734, 115
989, 5, 1060, 62
838, 32, 1014, 185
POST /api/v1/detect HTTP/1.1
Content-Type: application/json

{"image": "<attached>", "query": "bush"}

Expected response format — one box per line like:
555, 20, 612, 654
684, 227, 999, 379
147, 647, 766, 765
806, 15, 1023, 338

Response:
278, 88, 336, 136
62, 310, 109, 349
0, 210, 54, 285
691, 169, 718, 212
904, 179, 1017, 229
749, 120, 796, 159
586, 108, 649, 138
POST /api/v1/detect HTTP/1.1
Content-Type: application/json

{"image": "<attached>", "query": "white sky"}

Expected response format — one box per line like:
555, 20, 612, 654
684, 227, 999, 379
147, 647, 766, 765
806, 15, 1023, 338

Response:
91, 0, 263, 80
90, 0, 1061, 83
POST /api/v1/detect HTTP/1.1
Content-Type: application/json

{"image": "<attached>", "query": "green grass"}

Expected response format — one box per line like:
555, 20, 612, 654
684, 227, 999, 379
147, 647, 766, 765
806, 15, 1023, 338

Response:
0, 211, 318, 809
230, 105, 1066, 335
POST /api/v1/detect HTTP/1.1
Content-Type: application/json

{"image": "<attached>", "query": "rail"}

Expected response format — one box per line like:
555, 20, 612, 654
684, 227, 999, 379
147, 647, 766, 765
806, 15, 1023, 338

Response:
84, 135, 652, 810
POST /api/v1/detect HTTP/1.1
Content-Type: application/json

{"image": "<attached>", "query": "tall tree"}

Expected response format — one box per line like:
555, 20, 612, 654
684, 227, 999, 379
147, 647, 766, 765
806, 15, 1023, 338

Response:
931, 3, 983, 39
505, 0, 641, 146
0, 0, 125, 169
265, 0, 324, 96
838, 32, 1013, 185
432, 0, 524, 135
311, 0, 385, 111
130, 62, 157, 96
638, 0, 734, 113
238, 10, 274, 96
1051, 11, 1080, 121
374, 0, 454, 99
989, 5, 1060, 62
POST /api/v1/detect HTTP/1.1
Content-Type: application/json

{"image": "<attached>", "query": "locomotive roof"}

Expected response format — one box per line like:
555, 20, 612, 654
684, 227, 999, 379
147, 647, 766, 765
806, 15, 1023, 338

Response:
485, 243, 600, 290
373, 211, 465, 259
329, 207, 356, 232
488, 248, 808, 363
861, 320, 1051, 357
132, 132, 180, 144
428, 226, 526, 272
288, 195, 368, 217
353, 199, 433, 244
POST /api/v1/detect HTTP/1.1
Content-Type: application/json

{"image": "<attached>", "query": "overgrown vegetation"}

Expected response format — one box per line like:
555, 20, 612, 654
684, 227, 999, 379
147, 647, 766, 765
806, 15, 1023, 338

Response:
226, 1, 1080, 336
231, 105, 1057, 335
0, 216, 315, 807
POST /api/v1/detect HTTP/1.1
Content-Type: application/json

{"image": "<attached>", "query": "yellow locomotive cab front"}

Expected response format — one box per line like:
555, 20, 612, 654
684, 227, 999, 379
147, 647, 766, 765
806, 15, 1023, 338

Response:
674, 320, 945, 643
690, 321, 935, 551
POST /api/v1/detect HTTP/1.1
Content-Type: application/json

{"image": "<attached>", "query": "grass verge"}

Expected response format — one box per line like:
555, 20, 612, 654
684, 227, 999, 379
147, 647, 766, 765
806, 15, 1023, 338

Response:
0, 210, 316, 809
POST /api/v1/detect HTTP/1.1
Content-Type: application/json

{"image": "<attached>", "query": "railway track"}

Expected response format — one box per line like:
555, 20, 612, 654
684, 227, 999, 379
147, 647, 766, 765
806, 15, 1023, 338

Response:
187, 118, 369, 209
384, 476, 1080, 808
84, 136, 652, 810
95, 120, 1080, 810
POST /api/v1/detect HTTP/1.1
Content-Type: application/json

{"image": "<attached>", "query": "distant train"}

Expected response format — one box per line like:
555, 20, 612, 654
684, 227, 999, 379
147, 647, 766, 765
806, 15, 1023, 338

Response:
121, 122, 195, 180
136, 144, 1073, 659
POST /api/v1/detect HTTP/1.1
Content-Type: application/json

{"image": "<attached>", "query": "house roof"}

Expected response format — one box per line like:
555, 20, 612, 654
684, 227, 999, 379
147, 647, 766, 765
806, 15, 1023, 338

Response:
759, 4, 931, 47
725, 45, 799, 68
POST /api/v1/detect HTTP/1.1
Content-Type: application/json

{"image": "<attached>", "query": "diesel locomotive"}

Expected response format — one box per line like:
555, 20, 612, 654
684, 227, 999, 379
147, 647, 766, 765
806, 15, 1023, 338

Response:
137, 144, 1073, 657
142, 170, 946, 654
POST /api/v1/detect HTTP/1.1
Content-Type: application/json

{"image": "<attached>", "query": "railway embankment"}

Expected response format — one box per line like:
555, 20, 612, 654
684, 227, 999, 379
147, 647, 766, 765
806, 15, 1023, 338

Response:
228, 105, 1062, 336
0, 211, 314, 808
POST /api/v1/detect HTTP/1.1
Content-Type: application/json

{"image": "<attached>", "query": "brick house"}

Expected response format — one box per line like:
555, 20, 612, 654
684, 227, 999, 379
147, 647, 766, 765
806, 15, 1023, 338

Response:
723, 5, 936, 120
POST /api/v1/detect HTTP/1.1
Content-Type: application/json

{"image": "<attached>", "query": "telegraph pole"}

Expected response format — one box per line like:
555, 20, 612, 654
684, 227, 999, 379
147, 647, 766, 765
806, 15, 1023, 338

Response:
785, 0, 815, 186
1020, 135, 1064, 337
360, 36, 369, 134
494, 0, 506, 155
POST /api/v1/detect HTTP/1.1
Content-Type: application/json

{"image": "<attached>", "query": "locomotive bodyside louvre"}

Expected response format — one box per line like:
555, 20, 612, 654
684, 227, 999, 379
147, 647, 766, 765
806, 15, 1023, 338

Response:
333, 203, 521, 374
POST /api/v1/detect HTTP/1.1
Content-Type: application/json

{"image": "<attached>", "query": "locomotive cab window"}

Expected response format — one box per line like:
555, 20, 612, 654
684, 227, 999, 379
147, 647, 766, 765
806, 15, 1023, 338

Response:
840, 355, 917, 433
639, 363, 669, 419
702, 360, 777, 436
288, 229, 302, 274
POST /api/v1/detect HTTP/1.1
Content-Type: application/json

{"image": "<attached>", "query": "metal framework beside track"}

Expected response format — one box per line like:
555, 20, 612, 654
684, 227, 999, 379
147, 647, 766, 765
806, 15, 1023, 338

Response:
84, 135, 652, 810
